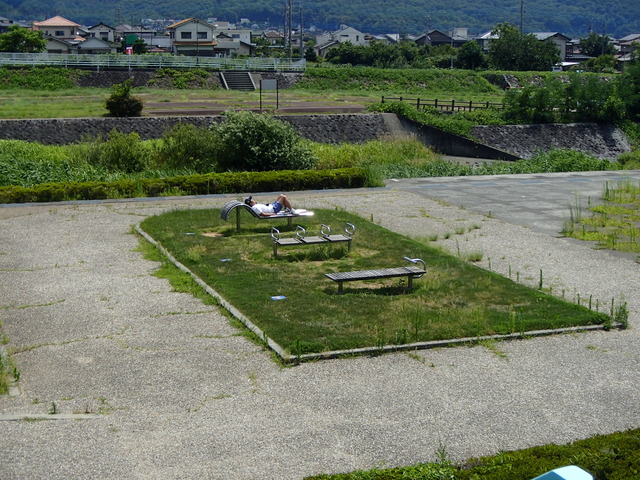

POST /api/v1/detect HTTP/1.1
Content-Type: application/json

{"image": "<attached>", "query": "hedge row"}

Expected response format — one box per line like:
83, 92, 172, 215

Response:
0, 168, 369, 204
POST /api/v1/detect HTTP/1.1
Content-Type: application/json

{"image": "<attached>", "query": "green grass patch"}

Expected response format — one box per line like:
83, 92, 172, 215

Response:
304, 427, 640, 479
140, 208, 609, 357
563, 180, 640, 255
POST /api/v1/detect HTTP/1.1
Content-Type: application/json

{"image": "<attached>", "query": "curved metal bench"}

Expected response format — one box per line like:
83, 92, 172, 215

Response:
325, 257, 426, 294
220, 200, 298, 231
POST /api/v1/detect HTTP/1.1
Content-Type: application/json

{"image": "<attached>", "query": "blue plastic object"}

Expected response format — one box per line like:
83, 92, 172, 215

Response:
531, 465, 593, 480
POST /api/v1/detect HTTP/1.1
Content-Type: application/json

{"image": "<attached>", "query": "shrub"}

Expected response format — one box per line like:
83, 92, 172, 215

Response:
212, 110, 317, 171
155, 123, 219, 173
105, 79, 143, 117
617, 150, 640, 169
74, 129, 151, 173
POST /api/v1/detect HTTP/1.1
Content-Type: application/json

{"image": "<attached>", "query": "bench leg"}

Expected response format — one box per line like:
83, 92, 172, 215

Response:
338, 282, 344, 295
235, 208, 241, 232
407, 275, 413, 289
273, 243, 278, 258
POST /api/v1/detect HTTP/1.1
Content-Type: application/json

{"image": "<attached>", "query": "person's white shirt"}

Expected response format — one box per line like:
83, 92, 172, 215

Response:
251, 203, 275, 215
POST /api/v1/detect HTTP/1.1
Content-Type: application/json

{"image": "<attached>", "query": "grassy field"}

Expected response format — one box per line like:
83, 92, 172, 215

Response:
0, 66, 508, 119
139, 207, 611, 359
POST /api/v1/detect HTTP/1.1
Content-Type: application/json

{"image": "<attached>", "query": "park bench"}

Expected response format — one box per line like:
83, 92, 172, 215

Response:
271, 223, 355, 257
220, 200, 312, 232
325, 257, 426, 294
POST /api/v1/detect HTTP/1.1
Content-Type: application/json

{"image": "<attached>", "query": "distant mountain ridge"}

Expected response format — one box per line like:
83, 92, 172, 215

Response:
1, 0, 639, 38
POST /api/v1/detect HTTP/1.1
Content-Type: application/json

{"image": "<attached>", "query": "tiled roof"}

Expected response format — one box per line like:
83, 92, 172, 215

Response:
33, 16, 79, 27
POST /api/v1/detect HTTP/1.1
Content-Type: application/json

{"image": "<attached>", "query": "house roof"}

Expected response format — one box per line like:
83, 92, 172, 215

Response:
166, 18, 212, 30
618, 33, 640, 42
34, 16, 79, 27
88, 22, 115, 31
532, 32, 571, 41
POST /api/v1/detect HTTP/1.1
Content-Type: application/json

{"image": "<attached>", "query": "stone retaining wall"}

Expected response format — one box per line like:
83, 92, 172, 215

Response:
0, 115, 631, 161
0, 114, 392, 146
472, 123, 631, 161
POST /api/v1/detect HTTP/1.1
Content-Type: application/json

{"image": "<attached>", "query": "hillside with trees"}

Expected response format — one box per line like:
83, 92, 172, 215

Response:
1, 0, 639, 38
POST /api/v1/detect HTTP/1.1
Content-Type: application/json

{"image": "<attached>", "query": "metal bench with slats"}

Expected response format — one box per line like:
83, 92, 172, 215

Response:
325, 257, 426, 294
271, 223, 355, 257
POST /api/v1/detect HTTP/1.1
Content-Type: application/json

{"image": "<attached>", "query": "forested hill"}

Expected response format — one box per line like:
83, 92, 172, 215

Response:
1, 0, 639, 38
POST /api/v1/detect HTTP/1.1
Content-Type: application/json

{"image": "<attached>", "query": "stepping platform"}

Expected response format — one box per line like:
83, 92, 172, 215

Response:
271, 223, 355, 257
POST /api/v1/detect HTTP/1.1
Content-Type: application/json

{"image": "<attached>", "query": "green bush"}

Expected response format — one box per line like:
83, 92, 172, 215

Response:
74, 129, 151, 173
617, 150, 640, 169
155, 123, 219, 173
105, 79, 143, 117
0, 168, 369, 204
212, 110, 318, 171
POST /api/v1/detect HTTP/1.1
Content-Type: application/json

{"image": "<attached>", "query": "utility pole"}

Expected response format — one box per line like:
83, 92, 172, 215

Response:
287, 0, 293, 59
520, 0, 525, 33
299, 7, 304, 59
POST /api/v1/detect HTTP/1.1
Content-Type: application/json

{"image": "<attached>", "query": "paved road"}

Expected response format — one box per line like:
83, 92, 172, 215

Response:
1, 170, 639, 479
389, 170, 640, 236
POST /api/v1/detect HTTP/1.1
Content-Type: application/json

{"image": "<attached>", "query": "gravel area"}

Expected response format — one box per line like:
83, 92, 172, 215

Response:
0, 185, 638, 479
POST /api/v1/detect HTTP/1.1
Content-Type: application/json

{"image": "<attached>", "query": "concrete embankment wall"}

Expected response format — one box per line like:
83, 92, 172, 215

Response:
0, 114, 631, 161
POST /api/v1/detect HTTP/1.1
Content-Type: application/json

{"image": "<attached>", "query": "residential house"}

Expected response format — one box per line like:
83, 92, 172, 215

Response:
475, 31, 498, 52
213, 31, 252, 57
415, 29, 467, 48
258, 30, 284, 46
532, 32, 571, 61
44, 36, 78, 54
619, 33, 640, 56
32, 16, 80, 41
86, 22, 116, 43
115, 24, 158, 45
166, 18, 217, 56
77, 37, 117, 54
0, 16, 14, 33
315, 25, 369, 57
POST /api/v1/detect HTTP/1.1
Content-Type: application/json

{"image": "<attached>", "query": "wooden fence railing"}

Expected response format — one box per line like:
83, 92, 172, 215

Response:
381, 96, 504, 112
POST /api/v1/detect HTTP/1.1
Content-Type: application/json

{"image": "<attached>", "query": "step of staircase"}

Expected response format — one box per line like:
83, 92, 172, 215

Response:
220, 71, 256, 91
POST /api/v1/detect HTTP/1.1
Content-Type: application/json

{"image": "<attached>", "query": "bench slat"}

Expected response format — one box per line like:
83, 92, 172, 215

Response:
326, 266, 424, 282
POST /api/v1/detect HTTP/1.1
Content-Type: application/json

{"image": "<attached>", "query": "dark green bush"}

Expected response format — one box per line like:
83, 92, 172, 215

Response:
0, 168, 368, 204
155, 123, 219, 173
105, 79, 143, 117
75, 129, 151, 173
212, 110, 318, 171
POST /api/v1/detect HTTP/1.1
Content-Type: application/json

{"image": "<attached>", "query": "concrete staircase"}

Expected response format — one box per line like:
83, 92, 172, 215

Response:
220, 71, 256, 91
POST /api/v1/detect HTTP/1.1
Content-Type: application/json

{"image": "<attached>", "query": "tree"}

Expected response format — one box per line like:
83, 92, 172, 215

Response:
132, 38, 147, 55
585, 54, 618, 73
105, 79, 143, 117
456, 41, 487, 70
579, 32, 617, 57
488, 23, 560, 71
0, 25, 46, 53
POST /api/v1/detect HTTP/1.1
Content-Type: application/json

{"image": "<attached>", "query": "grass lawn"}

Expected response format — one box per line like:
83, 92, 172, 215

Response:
140, 207, 610, 359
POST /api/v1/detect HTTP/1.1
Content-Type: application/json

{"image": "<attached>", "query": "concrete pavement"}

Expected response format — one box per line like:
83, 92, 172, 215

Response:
0, 171, 639, 479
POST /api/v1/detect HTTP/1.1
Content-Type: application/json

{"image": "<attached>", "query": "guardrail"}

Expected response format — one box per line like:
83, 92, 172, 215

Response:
0, 53, 307, 71
381, 96, 504, 112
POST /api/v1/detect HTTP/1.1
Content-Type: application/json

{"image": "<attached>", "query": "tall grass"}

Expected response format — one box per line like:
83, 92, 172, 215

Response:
0, 134, 621, 189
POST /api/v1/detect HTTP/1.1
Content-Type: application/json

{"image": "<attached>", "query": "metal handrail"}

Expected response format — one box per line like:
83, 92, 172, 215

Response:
0, 52, 307, 71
